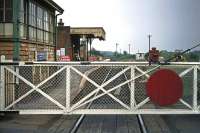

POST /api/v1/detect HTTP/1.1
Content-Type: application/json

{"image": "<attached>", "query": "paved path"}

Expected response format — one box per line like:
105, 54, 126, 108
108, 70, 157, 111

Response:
0, 115, 78, 133
0, 114, 141, 133
162, 115, 200, 133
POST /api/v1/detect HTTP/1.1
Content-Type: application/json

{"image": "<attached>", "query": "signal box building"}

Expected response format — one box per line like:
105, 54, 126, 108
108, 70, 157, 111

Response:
0, 0, 63, 61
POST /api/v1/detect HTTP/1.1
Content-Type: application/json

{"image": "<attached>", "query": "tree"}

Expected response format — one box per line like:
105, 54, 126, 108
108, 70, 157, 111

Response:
185, 52, 199, 62
123, 51, 128, 55
90, 48, 103, 57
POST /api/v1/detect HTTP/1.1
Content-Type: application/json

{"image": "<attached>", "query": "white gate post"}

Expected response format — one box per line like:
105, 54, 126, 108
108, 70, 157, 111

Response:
193, 66, 198, 111
0, 56, 5, 111
13, 66, 19, 108
130, 65, 136, 110
66, 66, 71, 113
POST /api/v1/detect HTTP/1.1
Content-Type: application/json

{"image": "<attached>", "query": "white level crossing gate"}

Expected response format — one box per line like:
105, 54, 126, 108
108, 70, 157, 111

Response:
0, 62, 200, 115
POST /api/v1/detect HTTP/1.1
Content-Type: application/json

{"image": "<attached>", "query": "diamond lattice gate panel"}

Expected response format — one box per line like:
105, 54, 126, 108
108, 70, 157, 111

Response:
0, 62, 200, 115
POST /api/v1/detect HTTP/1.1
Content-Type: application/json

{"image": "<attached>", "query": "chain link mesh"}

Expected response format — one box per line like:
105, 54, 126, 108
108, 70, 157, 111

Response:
4, 65, 67, 110
2, 64, 199, 113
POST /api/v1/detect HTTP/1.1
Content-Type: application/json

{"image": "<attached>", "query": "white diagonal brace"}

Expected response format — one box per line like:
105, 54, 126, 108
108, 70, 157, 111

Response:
70, 66, 131, 105
135, 97, 150, 110
71, 67, 130, 110
135, 66, 150, 78
70, 66, 131, 110
5, 67, 35, 88
197, 66, 200, 70
37, 66, 68, 88
5, 89, 35, 110
71, 66, 100, 87
102, 66, 131, 87
179, 99, 192, 109
71, 66, 160, 110
101, 89, 130, 109
179, 66, 194, 77
4, 67, 37, 110
35, 89, 65, 110
5, 66, 67, 110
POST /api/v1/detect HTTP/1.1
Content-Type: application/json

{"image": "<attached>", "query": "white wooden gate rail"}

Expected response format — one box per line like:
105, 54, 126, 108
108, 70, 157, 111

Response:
0, 62, 200, 115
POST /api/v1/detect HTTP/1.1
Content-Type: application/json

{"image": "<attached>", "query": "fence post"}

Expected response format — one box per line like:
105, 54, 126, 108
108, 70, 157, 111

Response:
130, 65, 135, 110
193, 66, 198, 111
0, 56, 5, 111
66, 66, 71, 113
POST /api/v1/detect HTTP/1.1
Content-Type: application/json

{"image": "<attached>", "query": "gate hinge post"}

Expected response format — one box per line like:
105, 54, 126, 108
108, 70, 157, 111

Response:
193, 66, 198, 111
0, 56, 5, 111
66, 66, 71, 112
130, 65, 136, 110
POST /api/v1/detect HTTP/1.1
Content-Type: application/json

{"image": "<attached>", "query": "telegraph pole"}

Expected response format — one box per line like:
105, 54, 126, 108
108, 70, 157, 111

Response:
128, 44, 131, 55
116, 43, 119, 55
148, 34, 152, 65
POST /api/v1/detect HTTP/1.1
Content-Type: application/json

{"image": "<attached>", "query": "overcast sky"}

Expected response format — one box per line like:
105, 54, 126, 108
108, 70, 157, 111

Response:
54, 0, 200, 53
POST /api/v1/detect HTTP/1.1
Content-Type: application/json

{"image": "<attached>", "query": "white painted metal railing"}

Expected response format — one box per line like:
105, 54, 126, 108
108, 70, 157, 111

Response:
0, 61, 200, 114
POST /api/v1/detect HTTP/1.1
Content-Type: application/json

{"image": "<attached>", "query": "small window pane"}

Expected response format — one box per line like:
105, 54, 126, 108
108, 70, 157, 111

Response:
19, 12, 24, 23
5, 10, 13, 21
29, 2, 36, 26
20, 0, 24, 11
37, 29, 43, 42
44, 32, 49, 43
29, 27, 36, 40
29, 2, 31, 14
0, 23, 3, 35
0, 9, 3, 22
29, 27, 33, 39
37, 6, 43, 29
5, 0, 12, 8
20, 25, 24, 37
4, 23, 13, 35
0, 0, 3, 8
49, 33, 53, 44
49, 15, 54, 32
19, 0, 24, 23
19, 24, 26, 38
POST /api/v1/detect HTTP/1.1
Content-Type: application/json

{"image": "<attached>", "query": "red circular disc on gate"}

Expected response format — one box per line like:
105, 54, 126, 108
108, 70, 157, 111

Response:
146, 69, 183, 106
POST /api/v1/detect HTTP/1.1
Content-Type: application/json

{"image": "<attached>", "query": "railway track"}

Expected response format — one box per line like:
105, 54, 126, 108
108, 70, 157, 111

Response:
66, 66, 171, 133
69, 66, 148, 133
69, 114, 147, 133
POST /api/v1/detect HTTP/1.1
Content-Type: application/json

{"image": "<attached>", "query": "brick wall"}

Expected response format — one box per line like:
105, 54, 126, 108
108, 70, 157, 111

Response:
57, 26, 73, 58
0, 42, 55, 61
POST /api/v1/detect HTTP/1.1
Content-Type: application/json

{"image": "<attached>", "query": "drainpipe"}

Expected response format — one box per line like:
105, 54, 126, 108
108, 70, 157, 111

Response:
54, 12, 63, 61
13, 0, 20, 61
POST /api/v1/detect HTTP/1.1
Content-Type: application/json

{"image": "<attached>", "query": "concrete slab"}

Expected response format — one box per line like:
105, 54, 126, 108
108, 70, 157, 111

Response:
0, 115, 78, 133
162, 115, 200, 133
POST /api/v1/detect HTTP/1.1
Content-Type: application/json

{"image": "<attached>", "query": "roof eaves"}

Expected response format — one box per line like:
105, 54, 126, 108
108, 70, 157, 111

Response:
44, 0, 64, 13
